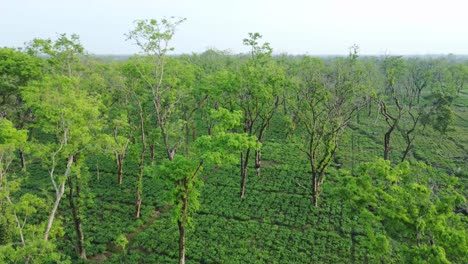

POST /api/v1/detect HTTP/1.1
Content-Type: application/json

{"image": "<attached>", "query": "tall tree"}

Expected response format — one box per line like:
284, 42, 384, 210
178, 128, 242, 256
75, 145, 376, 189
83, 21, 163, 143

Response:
23, 34, 100, 259
0, 48, 43, 170
378, 55, 406, 160
293, 48, 369, 207
88, 61, 131, 184
237, 33, 286, 198
398, 59, 434, 161
155, 108, 257, 264
120, 58, 153, 218
448, 63, 468, 95
126, 17, 187, 161
0, 119, 66, 263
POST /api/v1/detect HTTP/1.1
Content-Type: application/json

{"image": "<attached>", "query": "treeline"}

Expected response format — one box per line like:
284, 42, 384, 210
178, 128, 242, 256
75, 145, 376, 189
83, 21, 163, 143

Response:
1, 18, 467, 263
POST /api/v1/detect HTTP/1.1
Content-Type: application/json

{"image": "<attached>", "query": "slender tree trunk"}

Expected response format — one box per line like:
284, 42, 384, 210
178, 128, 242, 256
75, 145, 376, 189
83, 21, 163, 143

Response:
254, 149, 261, 176
19, 148, 26, 172
44, 182, 65, 241
380, 99, 401, 161
383, 131, 391, 160
178, 220, 186, 264
67, 166, 86, 259
401, 136, 413, 162
136, 103, 146, 218
383, 124, 396, 160
417, 89, 422, 104
312, 172, 319, 207
178, 178, 189, 264
6, 196, 31, 263
191, 122, 197, 142
149, 144, 155, 161
401, 113, 419, 162
184, 111, 190, 156
135, 149, 145, 218
44, 155, 73, 241
207, 123, 212, 136
240, 148, 251, 199
135, 187, 142, 219
116, 153, 124, 184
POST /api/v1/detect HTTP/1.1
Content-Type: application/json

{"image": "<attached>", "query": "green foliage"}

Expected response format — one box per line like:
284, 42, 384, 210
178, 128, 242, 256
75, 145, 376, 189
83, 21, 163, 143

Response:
0, 118, 68, 263
1, 26, 467, 263
126, 17, 186, 55
332, 159, 467, 263
156, 155, 203, 227
21, 75, 102, 154
0, 47, 42, 99
114, 234, 129, 253
0, 118, 27, 154
422, 91, 457, 135
26, 33, 85, 77
195, 108, 260, 166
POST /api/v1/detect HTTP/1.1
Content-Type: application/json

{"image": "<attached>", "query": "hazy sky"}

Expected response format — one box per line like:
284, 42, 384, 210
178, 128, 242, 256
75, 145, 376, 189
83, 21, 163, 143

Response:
2, 0, 468, 55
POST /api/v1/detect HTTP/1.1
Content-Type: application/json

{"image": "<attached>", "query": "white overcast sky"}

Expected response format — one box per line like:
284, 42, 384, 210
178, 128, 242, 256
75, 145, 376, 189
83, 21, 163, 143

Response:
2, 0, 468, 55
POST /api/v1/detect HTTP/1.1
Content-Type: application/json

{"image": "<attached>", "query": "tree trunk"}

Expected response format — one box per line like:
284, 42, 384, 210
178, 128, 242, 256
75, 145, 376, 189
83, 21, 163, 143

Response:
178, 220, 186, 264
116, 153, 124, 184
19, 148, 26, 172
135, 103, 146, 219
401, 113, 419, 162
384, 131, 391, 160
192, 122, 197, 142
401, 137, 412, 162
67, 169, 86, 259
240, 148, 251, 199
312, 172, 319, 208
44, 183, 65, 241
149, 144, 155, 161
135, 147, 144, 218
380, 99, 401, 161
135, 187, 142, 219
44, 155, 73, 241
255, 149, 261, 177
383, 124, 396, 160
184, 111, 190, 156
178, 176, 190, 264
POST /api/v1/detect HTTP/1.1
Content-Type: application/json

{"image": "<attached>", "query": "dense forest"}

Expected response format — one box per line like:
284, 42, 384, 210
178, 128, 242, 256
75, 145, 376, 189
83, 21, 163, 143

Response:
1, 18, 467, 263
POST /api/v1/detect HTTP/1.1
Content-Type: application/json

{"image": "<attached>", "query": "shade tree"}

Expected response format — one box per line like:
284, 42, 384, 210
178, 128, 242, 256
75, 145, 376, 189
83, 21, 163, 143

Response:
332, 159, 467, 263
153, 107, 258, 264
292, 48, 369, 207
237, 33, 286, 198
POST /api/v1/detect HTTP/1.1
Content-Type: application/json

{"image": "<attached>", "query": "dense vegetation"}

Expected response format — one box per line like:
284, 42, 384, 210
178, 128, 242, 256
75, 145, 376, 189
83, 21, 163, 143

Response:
1, 18, 467, 263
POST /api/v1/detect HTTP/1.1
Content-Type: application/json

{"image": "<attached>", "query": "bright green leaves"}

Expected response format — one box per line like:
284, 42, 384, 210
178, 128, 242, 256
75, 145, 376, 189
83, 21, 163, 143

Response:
208, 107, 242, 132
0, 48, 43, 97
195, 108, 259, 166
0, 118, 27, 154
333, 159, 467, 263
381, 55, 406, 95
243, 32, 272, 62
0, 119, 68, 263
21, 75, 101, 153
0, 118, 27, 195
157, 155, 202, 226
291, 52, 371, 206
422, 91, 456, 135
126, 17, 186, 55
26, 33, 85, 77
0, 48, 43, 128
